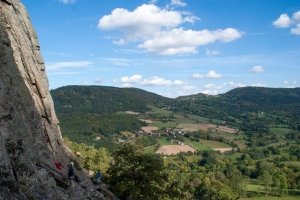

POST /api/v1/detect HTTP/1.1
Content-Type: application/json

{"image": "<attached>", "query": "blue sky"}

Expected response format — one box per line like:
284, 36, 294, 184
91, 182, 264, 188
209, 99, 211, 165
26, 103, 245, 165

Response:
21, 0, 300, 97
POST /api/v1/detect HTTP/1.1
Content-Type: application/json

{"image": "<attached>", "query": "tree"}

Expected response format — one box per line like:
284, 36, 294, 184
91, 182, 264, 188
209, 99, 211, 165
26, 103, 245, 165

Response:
107, 144, 185, 200
258, 171, 273, 197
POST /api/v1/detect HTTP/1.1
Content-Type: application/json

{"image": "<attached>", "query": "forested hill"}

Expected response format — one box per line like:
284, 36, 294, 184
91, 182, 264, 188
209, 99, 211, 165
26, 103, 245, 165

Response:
175, 87, 300, 117
50, 85, 173, 114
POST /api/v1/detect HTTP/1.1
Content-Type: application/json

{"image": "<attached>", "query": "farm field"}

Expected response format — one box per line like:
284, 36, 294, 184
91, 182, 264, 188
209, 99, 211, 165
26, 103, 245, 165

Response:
159, 137, 171, 145
177, 123, 208, 132
189, 142, 211, 150
151, 121, 176, 128
141, 126, 158, 133
200, 139, 231, 148
270, 128, 293, 135
156, 145, 196, 155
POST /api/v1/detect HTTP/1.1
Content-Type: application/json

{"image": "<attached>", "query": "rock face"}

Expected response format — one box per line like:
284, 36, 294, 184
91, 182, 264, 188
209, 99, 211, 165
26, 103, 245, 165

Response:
0, 1, 104, 199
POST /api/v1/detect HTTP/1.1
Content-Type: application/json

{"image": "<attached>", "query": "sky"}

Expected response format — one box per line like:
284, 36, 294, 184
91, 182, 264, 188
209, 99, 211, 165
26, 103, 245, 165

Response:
20, 0, 300, 98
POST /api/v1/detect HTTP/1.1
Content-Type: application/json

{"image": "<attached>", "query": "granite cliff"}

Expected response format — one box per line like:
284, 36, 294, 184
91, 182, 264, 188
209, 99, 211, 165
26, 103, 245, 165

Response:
0, 0, 107, 199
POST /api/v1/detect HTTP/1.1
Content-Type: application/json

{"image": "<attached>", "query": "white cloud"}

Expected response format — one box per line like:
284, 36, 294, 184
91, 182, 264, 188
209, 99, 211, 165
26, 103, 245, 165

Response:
292, 11, 300, 21
191, 71, 222, 79
59, 0, 76, 4
140, 76, 186, 86
206, 49, 220, 55
229, 81, 245, 88
201, 90, 218, 95
284, 80, 289, 84
83, 81, 88, 85
104, 58, 130, 66
182, 85, 196, 90
98, 4, 184, 42
46, 61, 92, 70
203, 83, 215, 89
250, 65, 264, 73
121, 74, 142, 83
273, 11, 300, 35
293, 81, 297, 84
122, 83, 132, 87
206, 70, 222, 79
138, 28, 243, 55
94, 78, 103, 83
291, 24, 300, 35
273, 14, 292, 28
191, 73, 205, 79
171, 0, 187, 7
252, 82, 266, 87
98, 4, 242, 55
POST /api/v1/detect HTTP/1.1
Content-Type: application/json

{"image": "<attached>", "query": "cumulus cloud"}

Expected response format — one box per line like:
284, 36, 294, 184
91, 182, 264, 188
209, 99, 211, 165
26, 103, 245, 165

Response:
94, 78, 103, 83
140, 76, 186, 86
98, 4, 242, 55
98, 4, 185, 42
229, 81, 245, 88
83, 81, 88, 85
191, 73, 205, 79
121, 74, 142, 83
293, 81, 297, 84
46, 61, 92, 70
191, 71, 222, 79
171, 0, 187, 7
250, 65, 264, 73
206, 49, 220, 55
273, 11, 300, 35
138, 28, 243, 55
273, 14, 292, 28
252, 83, 266, 87
291, 24, 300, 35
59, 0, 76, 4
284, 80, 289, 84
206, 71, 222, 79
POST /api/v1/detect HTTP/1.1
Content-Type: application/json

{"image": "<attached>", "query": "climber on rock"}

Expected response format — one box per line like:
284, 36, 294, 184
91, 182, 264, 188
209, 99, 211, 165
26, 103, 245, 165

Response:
54, 162, 63, 171
68, 163, 75, 187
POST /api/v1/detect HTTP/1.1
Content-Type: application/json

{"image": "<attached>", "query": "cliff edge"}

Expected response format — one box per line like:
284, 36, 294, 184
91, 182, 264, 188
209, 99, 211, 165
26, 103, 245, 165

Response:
0, 0, 105, 199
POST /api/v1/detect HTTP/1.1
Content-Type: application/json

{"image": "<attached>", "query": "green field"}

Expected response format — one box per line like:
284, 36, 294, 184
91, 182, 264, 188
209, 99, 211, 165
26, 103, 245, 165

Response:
270, 128, 293, 135
147, 105, 172, 115
190, 142, 211, 150
144, 146, 155, 154
159, 137, 171, 145
151, 121, 176, 128
121, 131, 134, 136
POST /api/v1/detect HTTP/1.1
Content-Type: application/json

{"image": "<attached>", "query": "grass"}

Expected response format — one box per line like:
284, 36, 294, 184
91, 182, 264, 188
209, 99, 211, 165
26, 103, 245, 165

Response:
147, 105, 172, 115
151, 121, 176, 128
159, 137, 171, 145
189, 142, 211, 150
270, 128, 293, 135
200, 139, 231, 148
121, 131, 134, 136
144, 146, 155, 154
